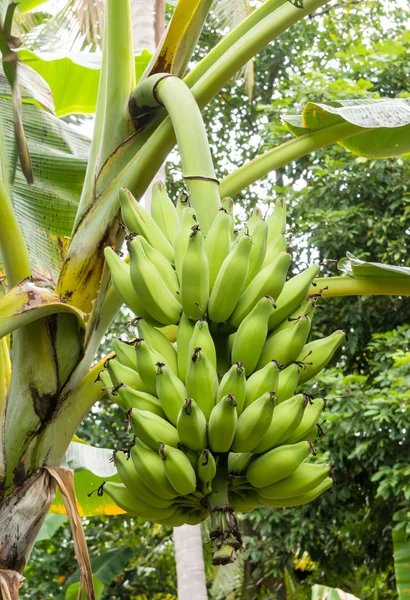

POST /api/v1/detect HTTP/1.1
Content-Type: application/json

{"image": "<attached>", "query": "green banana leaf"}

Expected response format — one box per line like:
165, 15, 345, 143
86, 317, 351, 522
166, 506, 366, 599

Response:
50, 442, 124, 517
65, 577, 105, 600
393, 527, 410, 600
311, 585, 360, 600
338, 252, 410, 279
36, 513, 67, 541
17, 49, 152, 117
16, 0, 50, 12
285, 98, 410, 158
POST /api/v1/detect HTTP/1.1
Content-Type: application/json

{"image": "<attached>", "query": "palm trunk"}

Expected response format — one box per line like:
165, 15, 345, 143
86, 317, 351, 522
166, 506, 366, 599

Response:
173, 525, 208, 600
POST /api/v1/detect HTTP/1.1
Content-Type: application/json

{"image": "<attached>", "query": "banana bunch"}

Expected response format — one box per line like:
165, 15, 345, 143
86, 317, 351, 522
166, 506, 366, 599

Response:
102, 183, 345, 565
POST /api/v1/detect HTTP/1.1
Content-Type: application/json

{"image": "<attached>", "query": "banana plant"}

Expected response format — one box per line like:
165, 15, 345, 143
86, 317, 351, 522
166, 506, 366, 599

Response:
0, 0, 409, 597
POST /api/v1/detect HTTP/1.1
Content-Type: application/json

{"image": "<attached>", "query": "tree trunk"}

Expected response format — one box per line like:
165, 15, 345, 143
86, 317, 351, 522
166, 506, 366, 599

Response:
173, 524, 208, 600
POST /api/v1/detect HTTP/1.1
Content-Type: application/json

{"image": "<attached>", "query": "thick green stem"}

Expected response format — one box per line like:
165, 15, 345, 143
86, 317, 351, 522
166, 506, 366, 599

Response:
130, 74, 220, 233
219, 122, 366, 198
310, 276, 410, 298
0, 180, 31, 287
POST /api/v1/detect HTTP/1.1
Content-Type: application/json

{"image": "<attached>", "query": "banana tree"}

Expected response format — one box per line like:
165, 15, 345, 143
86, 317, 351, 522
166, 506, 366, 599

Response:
0, 0, 410, 597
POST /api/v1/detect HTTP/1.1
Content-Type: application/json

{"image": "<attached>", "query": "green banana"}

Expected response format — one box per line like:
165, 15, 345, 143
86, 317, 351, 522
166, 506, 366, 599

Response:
135, 318, 178, 376
176, 312, 195, 383
119, 188, 174, 262
159, 443, 197, 496
266, 198, 286, 244
103, 482, 176, 520
268, 264, 320, 330
221, 196, 234, 215
138, 235, 179, 299
186, 347, 218, 419
114, 451, 174, 509
297, 330, 346, 384
151, 182, 179, 245
273, 299, 317, 334
228, 452, 253, 476
229, 490, 259, 513
187, 318, 216, 371
197, 449, 216, 482
104, 247, 153, 321
258, 463, 331, 500
208, 234, 253, 323
231, 296, 274, 374
245, 219, 268, 285
176, 398, 207, 452
208, 394, 238, 453
180, 225, 210, 320
98, 370, 119, 404
205, 209, 233, 290
276, 363, 301, 403
117, 384, 165, 417
134, 338, 163, 395
176, 190, 189, 219
131, 440, 179, 500
156, 362, 188, 425
246, 441, 312, 488
252, 394, 308, 454
217, 362, 246, 414
246, 207, 263, 234
282, 398, 326, 444
230, 251, 291, 328
128, 237, 181, 325
231, 392, 276, 453
174, 206, 197, 280
243, 361, 280, 410
262, 234, 287, 268
131, 408, 180, 450
260, 477, 333, 507
106, 358, 147, 393
112, 339, 138, 370
257, 315, 311, 370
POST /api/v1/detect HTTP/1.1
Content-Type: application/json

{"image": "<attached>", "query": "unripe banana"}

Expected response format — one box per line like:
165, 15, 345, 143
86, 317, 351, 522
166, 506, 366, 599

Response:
156, 362, 188, 425
106, 358, 148, 393
184, 509, 209, 526
208, 235, 253, 323
297, 330, 346, 384
138, 236, 179, 298
262, 234, 287, 268
104, 247, 153, 321
261, 477, 333, 507
197, 448, 217, 483
246, 207, 263, 234
174, 206, 197, 280
180, 447, 198, 471
176, 190, 189, 220
103, 482, 176, 520
112, 339, 138, 370
246, 441, 312, 488
159, 443, 197, 496
229, 490, 260, 513
119, 188, 174, 262
131, 440, 179, 499
176, 398, 207, 452
135, 318, 178, 376
230, 251, 291, 328
231, 296, 274, 374
187, 318, 216, 371
205, 209, 233, 290
217, 362, 246, 414
117, 384, 165, 417
245, 220, 268, 285
276, 363, 300, 403
208, 394, 238, 453
221, 196, 234, 216
151, 182, 179, 245
114, 451, 173, 509
252, 394, 308, 453
282, 398, 326, 444
176, 312, 195, 383
186, 347, 218, 419
273, 299, 316, 334
244, 361, 280, 410
228, 452, 253, 476
268, 264, 320, 330
131, 408, 180, 450
134, 338, 163, 395
257, 315, 311, 370
258, 463, 331, 500
99, 370, 120, 404
231, 392, 276, 453
128, 237, 181, 325
266, 197, 286, 244
180, 226, 210, 320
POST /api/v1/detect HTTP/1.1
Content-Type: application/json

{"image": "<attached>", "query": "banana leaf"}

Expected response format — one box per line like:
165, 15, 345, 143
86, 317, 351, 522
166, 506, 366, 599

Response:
393, 527, 410, 600
338, 252, 410, 279
311, 585, 360, 600
285, 98, 410, 158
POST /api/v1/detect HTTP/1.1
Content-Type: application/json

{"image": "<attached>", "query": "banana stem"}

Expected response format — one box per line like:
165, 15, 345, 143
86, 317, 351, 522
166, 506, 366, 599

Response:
129, 74, 220, 234
0, 179, 31, 287
310, 276, 410, 298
